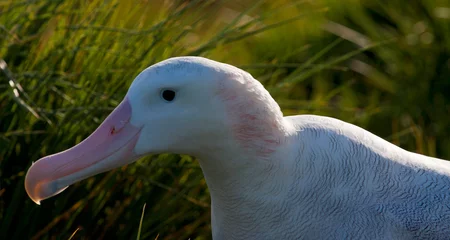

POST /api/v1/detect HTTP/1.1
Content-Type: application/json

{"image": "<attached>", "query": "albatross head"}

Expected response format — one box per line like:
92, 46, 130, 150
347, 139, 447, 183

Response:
25, 56, 287, 205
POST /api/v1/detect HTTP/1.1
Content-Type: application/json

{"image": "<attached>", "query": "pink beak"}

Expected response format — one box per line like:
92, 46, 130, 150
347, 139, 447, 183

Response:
25, 96, 142, 204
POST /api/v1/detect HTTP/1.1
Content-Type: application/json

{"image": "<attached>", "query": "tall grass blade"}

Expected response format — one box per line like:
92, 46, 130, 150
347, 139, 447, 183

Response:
137, 203, 146, 240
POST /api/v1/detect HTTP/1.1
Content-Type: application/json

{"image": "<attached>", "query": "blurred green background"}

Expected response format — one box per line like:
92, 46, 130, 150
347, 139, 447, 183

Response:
0, 0, 449, 239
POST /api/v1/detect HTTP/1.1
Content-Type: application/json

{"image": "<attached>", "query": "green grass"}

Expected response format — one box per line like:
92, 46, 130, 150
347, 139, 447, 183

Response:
1, 0, 449, 239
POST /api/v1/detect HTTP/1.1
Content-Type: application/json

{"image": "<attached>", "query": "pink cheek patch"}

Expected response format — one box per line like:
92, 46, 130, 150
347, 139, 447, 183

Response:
216, 75, 282, 158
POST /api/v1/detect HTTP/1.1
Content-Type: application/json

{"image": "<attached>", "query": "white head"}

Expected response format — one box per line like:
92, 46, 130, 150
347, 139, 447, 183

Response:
25, 56, 287, 204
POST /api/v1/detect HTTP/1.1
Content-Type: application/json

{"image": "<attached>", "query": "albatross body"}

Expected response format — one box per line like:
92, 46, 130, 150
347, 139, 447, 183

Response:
25, 57, 450, 239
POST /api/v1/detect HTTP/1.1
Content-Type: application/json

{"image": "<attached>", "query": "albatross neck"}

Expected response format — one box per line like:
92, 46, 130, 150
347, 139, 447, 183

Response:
195, 122, 296, 204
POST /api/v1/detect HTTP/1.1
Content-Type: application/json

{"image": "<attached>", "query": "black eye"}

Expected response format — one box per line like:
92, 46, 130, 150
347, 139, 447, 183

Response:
161, 89, 176, 102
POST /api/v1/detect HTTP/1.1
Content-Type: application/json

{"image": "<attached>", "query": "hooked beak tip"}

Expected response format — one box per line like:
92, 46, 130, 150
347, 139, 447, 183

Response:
24, 170, 40, 205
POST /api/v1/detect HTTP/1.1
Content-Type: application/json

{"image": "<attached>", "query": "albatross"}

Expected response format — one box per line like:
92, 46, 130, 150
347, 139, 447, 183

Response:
25, 57, 450, 239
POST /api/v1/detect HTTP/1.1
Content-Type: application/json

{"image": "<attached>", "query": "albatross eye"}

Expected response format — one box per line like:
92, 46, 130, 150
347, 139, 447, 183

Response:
161, 89, 176, 102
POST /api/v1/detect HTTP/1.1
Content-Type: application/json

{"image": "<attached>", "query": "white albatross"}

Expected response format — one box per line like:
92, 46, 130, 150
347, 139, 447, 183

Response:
25, 57, 450, 239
